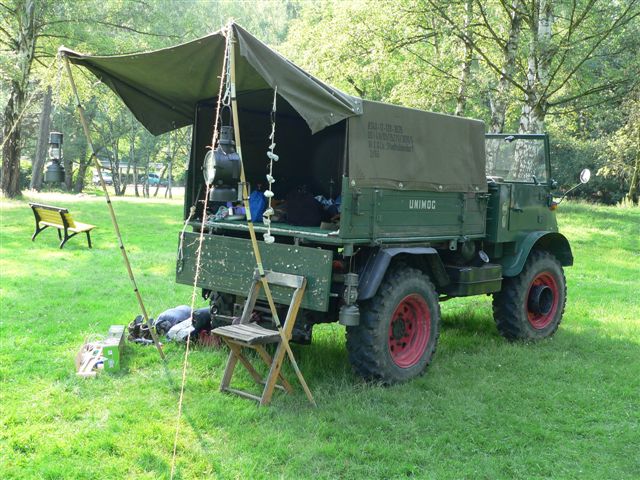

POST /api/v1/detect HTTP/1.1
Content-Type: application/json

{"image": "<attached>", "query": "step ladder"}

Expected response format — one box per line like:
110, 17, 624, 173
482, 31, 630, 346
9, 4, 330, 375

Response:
213, 270, 316, 406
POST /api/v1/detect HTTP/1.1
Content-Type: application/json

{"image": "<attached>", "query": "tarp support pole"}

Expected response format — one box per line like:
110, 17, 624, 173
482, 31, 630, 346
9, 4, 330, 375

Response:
61, 52, 165, 360
227, 28, 316, 407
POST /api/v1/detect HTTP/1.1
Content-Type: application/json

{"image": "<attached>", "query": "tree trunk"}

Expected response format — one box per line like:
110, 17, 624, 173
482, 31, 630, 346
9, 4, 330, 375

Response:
454, 0, 473, 117
153, 164, 168, 197
512, 0, 553, 180
133, 164, 139, 196
63, 152, 73, 191
143, 162, 150, 198
30, 86, 52, 190
129, 118, 137, 196
74, 152, 91, 193
489, 0, 523, 133
122, 161, 131, 195
165, 160, 173, 199
628, 125, 640, 205
518, 0, 553, 135
1, 87, 24, 197
110, 137, 122, 195
1, 0, 37, 198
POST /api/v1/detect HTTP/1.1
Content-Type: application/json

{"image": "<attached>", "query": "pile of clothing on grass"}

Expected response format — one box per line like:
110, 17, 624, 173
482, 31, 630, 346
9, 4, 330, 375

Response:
128, 305, 220, 347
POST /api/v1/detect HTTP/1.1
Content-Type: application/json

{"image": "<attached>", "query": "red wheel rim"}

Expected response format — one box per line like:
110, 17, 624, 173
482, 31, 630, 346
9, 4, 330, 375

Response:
388, 294, 430, 368
526, 271, 559, 329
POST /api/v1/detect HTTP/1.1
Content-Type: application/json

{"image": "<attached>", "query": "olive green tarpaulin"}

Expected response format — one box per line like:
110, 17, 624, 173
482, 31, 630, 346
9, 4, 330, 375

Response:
349, 101, 487, 193
60, 24, 362, 135
61, 22, 487, 193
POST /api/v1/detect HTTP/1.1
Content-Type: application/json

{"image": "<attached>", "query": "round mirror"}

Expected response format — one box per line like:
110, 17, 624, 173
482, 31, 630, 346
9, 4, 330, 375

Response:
579, 168, 591, 184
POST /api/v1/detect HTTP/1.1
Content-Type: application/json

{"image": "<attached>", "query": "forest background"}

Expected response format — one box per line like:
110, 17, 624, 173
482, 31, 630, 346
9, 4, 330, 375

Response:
1, 0, 639, 203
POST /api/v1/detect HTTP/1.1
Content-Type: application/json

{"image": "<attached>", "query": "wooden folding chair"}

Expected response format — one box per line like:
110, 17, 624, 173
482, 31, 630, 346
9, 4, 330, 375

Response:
213, 270, 315, 406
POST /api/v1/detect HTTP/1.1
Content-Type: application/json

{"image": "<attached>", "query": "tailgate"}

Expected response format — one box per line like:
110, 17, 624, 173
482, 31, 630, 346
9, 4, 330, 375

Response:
176, 233, 333, 312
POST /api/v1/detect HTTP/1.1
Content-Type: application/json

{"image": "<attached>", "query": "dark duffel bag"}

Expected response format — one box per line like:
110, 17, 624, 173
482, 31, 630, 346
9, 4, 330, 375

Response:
154, 305, 191, 335
286, 190, 323, 227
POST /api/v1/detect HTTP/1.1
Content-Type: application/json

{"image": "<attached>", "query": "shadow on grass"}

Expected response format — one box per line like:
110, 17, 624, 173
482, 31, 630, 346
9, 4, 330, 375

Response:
199, 325, 637, 477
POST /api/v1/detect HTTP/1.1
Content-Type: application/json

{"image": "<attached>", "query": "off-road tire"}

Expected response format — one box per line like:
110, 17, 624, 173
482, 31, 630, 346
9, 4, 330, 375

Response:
493, 250, 567, 341
346, 266, 440, 384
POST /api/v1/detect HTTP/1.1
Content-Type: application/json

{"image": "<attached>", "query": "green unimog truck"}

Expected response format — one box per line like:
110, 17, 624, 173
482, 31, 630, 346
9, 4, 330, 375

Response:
65, 24, 579, 384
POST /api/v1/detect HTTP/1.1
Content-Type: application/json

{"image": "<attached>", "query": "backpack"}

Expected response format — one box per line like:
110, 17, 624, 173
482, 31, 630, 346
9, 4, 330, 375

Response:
286, 189, 323, 227
248, 190, 267, 222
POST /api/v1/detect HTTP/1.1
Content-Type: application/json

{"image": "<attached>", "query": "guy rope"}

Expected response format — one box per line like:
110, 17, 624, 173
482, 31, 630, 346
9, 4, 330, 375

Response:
168, 21, 230, 478
60, 51, 165, 360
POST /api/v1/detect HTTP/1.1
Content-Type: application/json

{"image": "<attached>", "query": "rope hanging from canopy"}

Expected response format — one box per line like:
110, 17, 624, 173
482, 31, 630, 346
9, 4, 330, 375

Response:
169, 22, 232, 480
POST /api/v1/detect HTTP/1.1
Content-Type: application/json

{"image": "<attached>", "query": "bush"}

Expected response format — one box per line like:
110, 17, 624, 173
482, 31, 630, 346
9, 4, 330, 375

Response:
551, 136, 626, 205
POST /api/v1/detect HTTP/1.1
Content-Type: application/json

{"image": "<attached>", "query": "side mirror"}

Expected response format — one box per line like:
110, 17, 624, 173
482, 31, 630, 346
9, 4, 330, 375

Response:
554, 167, 592, 206
579, 168, 591, 184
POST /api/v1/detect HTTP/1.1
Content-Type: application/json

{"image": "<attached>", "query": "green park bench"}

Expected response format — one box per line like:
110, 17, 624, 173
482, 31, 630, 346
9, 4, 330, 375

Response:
29, 203, 95, 249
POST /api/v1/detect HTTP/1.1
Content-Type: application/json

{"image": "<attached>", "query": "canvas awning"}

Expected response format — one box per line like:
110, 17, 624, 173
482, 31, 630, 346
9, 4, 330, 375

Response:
60, 23, 362, 135
62, 23, 487, 194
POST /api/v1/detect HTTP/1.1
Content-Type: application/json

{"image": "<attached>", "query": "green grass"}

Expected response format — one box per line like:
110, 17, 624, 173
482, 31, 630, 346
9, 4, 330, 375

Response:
1, 193, 639, 479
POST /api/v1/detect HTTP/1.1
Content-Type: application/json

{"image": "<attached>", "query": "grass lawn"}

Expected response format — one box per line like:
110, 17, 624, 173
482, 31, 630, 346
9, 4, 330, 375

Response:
1, 192, 638, 479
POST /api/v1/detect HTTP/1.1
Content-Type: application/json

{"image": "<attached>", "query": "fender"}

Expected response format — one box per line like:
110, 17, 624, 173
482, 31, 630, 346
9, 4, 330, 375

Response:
499, 231, 573, 277
358, 247, 447, 301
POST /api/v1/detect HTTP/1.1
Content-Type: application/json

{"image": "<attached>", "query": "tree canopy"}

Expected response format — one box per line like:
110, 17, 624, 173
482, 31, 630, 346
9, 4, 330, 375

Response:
1, 0, 638, 203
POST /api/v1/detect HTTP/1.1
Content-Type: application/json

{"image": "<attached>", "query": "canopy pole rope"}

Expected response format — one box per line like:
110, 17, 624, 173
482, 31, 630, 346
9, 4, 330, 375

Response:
169, 187, 212, 480
227, 27, 316, 407
169, 22, 233, 479
60, 53, 165, 360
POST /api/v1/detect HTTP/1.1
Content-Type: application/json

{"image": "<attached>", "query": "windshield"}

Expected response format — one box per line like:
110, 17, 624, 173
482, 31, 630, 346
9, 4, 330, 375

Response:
485, 136, 548, 183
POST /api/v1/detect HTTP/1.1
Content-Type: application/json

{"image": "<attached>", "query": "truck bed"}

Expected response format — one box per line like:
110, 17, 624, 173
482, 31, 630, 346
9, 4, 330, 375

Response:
193, 218, 347, 245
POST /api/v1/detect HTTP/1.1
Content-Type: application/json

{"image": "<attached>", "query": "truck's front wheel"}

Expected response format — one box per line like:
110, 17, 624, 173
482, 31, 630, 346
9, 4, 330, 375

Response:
492, 250, 567, 340
346, 267, 440, 384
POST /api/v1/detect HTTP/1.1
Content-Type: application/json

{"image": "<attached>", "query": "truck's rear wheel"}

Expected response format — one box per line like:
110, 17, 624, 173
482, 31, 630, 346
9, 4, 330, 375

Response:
346, 266, 440, 384
492, 250, 566, 340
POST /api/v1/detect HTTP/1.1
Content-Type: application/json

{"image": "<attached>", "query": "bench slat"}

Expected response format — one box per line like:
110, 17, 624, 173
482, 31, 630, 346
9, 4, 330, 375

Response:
69, 222, 94, 233
29, 203, 69, 213
62, 212, 76, 228
36, 209, 65, 226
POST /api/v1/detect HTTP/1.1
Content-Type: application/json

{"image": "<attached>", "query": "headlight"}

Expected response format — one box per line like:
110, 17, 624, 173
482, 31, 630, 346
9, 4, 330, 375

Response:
203, 150, 216, 184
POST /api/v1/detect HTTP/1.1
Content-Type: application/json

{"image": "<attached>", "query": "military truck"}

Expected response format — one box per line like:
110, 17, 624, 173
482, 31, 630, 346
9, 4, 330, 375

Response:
64, 24, 582, 384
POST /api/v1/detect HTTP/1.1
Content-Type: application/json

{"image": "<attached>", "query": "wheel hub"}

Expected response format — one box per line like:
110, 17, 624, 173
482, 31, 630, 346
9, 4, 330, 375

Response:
528, 285, 553, 315
388, 294, 430, 368
391, 317, 406, 339
526, 272, 559, 329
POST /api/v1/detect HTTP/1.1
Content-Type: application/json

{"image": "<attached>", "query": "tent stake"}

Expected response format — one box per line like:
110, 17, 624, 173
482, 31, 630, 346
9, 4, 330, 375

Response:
61, 52, 165, 360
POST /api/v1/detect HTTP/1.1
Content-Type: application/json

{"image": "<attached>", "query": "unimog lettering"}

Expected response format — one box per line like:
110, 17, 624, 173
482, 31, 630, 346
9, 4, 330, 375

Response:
409, 199, 437, 210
